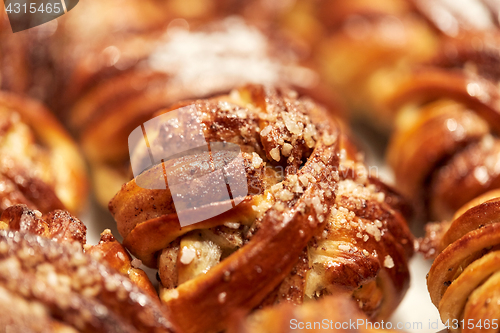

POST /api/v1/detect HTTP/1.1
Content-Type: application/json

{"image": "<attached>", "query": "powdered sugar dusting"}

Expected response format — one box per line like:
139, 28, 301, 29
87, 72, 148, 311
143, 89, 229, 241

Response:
148, 18, 315, 96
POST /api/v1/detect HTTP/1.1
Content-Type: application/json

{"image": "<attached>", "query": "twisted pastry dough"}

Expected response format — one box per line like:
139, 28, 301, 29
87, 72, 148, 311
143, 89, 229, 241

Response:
425, 190, 500, 333
0, 204, 157, 299
289, 0, 500, 221
2, 0, 332, 113
290, 0, 440, 129
323, 1, 500, 329
0, 204, 176, 333
0, 92, 87, 215
17, 0, 251, 111
386, 33, 500, 220
253, 0, 498, 138
109, 84, 413, 332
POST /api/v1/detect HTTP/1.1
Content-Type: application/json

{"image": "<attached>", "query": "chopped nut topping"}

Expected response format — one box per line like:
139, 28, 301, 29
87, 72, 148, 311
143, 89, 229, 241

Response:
384, 255, 394, 269
269, 147, 281, 161
218, 292, 227, 304
278, 189, 294, 201
224, 222, 240, 229
299, 175, 309, 187
322, 133, 337, 146
251, 152, 263, 168
282, 113, 303, 135
260, 125, 272, 137
304, 124, 317, 148
180, 247, 196, 265
281, 143, 293, 156
338, 244, 351, 252
365, 224, 382, 242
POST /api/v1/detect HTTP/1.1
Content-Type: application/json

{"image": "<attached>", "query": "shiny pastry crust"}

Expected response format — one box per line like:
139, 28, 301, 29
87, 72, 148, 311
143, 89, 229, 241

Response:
308, 0, 439, 129
0, 204, 86, 245
47, 0, 234, 113
377, 15, 500, 220
386, 58, 500, 221
0, 229, 176, 333
85, 229, 158, 300
368, 5, 500, 331
0, 205, 157, 297
307, 0, 500, 131
426, 190, 500, 333
0, 204, 175, 333
49, 0, 334, 115
315, 0, 500, 221
387, 97, 492, 219
66, 17, 331, 207
0, 92, 87, 215
109, 85, 413, 332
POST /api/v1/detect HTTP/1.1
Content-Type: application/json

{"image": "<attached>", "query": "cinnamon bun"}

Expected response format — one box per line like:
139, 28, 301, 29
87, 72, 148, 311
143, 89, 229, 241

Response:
109, 84, 413, 333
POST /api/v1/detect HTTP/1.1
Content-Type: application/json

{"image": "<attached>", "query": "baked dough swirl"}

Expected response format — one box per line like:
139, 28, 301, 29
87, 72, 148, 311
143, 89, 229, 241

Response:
0, 204, 176, 333
109, 84, 413, 333
386, 32, 500, 221
293, 0, 500, 221
425, 190, 500, 333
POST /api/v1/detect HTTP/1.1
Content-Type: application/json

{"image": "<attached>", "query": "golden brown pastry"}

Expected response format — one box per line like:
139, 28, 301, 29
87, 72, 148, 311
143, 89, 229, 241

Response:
85, 229, 158, 300
321, 3, 500, 329
0, 0, 200, 103
65, 16, 332, 207
0, 205, 156, 297
0, 230, 177, 333
291, 0, 500, 220
47, 0, 338, 116
228, 295, 393, 333
2, 0, 330, 109
0, 92, 87, 215
0, 204, 176, 333
109, 84, 413, 333
0, 204, 86, 245
424, 190, 500, 333
0, 8, 60, 102
386, 33, 500, 221
300, 0, 439, 129
285, 0, 500, 130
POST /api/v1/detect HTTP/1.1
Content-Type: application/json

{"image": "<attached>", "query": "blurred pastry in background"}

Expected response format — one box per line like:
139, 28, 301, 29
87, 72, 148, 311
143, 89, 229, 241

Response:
272, 0, 499, 133
0, 0, 258, 106
45, 0, 325, 115
289, 0, 500, 220
0, 10, 56, 101
300, 0, 439, 130
387, 32, 500, 221
0, 92, 87, 215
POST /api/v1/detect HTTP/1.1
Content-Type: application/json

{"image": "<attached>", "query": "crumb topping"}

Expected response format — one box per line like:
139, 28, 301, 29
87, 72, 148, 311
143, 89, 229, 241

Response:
384, 255, 394, 269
